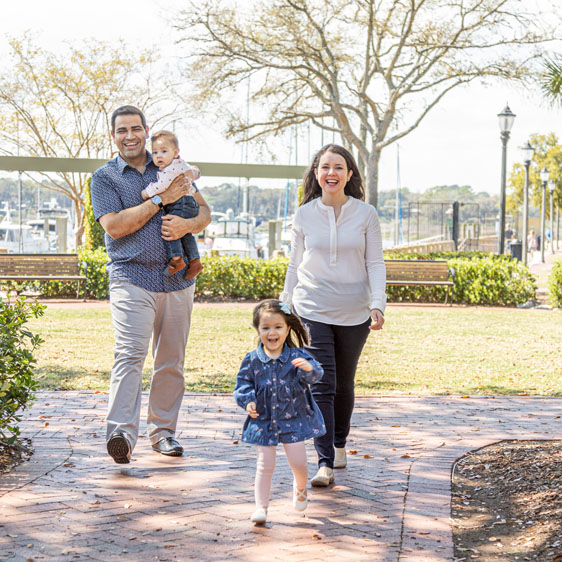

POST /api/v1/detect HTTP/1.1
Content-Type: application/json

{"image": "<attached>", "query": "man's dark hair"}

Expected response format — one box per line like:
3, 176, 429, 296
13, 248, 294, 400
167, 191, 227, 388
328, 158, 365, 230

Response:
111, 105, 147, 132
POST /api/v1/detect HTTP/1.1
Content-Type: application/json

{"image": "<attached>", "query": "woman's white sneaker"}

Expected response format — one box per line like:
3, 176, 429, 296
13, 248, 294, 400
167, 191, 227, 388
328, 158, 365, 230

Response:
251, 507, 267, 525
310, 466, 335, 487
334, 446, 347, 468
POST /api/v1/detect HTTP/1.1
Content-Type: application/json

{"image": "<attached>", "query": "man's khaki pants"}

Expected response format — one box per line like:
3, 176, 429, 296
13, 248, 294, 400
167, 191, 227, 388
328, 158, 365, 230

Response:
106, 279, 194, 450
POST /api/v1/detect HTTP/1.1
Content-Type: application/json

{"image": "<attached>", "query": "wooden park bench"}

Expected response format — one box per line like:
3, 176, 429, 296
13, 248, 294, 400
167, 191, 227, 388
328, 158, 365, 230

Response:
0, 253, 88, 300
385, 259, 455, 305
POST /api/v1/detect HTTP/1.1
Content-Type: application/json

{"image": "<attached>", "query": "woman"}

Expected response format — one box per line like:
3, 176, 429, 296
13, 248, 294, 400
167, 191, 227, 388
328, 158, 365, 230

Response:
280, 144, 386, 487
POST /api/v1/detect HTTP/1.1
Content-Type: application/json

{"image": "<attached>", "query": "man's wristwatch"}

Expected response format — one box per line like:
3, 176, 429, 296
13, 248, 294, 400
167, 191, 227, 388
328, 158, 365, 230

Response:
151, 195, 164, 209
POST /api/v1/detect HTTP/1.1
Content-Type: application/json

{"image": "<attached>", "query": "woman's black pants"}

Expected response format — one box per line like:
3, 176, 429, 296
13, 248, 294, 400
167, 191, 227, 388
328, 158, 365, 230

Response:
302, 317, 371, 469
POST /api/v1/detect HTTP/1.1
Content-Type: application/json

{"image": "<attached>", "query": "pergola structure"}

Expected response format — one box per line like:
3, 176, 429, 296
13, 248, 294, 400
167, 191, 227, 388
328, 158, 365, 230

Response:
0, 156, 306, 179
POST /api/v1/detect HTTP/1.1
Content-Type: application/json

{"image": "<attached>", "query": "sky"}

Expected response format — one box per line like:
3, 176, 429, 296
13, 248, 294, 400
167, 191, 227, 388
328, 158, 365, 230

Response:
1, 0, 562, 196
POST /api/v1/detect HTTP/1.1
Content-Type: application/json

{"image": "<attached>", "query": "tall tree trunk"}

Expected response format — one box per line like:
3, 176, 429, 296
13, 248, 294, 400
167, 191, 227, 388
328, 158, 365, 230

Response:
366, 149, 381, 208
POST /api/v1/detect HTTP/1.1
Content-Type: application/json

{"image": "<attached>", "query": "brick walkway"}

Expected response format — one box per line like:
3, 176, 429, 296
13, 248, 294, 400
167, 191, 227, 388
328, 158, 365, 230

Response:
2, 393, 561, 561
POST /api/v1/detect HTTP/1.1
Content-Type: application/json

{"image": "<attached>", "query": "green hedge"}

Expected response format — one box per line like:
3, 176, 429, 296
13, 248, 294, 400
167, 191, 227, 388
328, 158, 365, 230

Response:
447, 256, 536, 306
3, 249, 536, 306
195, 256, 288, 299
384, 251, 533, 305
83, 177, 106, 250
549, 261, 562, 307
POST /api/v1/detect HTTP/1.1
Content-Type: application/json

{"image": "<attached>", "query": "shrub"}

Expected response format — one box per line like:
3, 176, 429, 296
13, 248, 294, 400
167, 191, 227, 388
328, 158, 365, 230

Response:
549, 261, 562, 307
0, 297, 45, 445
447, 256, 536, 306
18, 249, 535, 306
384, 252, 535, 305
195, 256, 288, 299
83, 176, 106, 250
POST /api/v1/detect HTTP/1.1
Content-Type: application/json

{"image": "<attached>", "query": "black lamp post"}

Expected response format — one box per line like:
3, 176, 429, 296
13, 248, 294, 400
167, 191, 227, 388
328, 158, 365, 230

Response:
540, 167, 549, 263
549, 179, 555, 255
497, 104, 516, 254
520, 141, 534, 265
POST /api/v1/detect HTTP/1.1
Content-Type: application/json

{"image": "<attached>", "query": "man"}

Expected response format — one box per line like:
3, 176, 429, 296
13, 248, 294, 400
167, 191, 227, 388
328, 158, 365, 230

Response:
91, 105, 211, 464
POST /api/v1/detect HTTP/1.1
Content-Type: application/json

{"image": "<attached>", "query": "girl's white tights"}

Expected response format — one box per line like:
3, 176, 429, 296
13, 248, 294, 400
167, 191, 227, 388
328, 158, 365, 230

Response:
255, 442, 308, 509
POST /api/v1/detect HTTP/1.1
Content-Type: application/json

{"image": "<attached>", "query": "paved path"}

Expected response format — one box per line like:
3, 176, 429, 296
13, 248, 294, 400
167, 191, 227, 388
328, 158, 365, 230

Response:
2, 392, 561, 561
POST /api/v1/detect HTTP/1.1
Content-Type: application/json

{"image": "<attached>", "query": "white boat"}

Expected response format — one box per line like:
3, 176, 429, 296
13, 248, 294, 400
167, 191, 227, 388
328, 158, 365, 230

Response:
0, 222, 50, 253
27, 200, 75, 252
208, 210, 261, 258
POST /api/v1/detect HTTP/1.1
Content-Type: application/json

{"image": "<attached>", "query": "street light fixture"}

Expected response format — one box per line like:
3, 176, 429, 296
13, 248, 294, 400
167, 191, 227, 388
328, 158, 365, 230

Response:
549, 179, 555, 254
520, 141, 534, 265
540, 167, 549, 263
497, 104, 516, 254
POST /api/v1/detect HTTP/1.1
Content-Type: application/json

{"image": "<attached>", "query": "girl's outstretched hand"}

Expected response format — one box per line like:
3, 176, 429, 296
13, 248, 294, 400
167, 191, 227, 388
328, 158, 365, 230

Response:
292, 357, 313, 372
246, 402, 259, 418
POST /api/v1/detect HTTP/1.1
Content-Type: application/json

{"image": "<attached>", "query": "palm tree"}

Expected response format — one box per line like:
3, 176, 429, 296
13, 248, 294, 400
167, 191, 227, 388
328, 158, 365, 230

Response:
542, 57, 562, 104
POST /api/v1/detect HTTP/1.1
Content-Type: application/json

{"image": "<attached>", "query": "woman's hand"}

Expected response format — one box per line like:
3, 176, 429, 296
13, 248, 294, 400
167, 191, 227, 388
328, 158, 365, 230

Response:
292, 357, 313, 372
370, 308, 385, 331
246, 402, 259, 418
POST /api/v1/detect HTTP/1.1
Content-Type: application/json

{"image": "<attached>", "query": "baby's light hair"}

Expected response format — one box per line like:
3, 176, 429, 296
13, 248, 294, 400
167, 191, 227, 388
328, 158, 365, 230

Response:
252, 299, 309, 348
151, 130, 179, 149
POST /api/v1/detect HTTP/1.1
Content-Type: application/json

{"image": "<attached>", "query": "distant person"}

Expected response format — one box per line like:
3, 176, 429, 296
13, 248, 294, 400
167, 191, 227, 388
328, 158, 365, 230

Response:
528, 229, 538, 261
505, 223, 513, 251
91, 105, 211, 464
234, 299, 326, 525
280, 144, 386, 488
140, 130, 203, 279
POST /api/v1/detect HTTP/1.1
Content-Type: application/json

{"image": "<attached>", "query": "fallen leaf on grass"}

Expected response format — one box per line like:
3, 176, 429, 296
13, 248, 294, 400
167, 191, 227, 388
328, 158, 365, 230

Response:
349, 450, 358, 455
363, 455, 373, 459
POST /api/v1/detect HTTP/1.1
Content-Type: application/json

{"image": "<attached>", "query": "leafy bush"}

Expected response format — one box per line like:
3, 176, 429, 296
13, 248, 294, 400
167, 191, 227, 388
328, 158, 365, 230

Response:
78, 246, 109, 299
17, 248, 535, 306
549, 261, 562, 307
447, 256, 536, 306
0, 297, 45, 445
83, 176, 106, 250
195, 256, 288, 299
384, 251, 534, 305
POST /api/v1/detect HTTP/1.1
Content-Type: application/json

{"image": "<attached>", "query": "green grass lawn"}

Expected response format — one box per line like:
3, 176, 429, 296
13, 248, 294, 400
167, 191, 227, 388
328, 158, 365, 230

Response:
28, 303, 562, 396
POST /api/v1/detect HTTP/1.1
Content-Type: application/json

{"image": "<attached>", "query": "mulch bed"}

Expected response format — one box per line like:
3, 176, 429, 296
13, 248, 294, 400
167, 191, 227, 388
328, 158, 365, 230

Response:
0, 439, 33, 476
452, 440, 562, 561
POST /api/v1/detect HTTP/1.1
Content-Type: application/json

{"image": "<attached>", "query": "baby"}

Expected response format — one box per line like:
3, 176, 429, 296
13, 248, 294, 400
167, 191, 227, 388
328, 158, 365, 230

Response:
141, 130, 203, 279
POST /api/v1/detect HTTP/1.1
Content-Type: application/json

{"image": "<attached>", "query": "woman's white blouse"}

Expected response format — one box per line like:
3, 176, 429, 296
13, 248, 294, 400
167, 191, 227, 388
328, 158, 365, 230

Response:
280, 197, 387, 326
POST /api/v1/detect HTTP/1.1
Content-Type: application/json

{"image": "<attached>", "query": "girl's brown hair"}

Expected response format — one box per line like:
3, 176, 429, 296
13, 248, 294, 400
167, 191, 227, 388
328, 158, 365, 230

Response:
252, 299, 309, 348
301, 144, 365, 205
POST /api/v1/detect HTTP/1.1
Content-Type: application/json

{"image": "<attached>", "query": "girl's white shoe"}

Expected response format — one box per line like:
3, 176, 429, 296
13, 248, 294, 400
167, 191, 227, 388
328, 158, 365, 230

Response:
251, 507, 267, 525
293, 480, 308, 512
334, 446, 347, 468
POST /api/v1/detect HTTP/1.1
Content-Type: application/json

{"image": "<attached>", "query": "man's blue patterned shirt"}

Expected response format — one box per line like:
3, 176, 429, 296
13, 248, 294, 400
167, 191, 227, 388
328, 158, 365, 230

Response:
91, 152, 194, 293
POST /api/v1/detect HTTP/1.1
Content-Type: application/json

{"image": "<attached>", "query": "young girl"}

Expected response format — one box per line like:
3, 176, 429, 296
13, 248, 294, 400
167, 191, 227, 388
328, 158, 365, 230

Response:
234, 299, 326, 525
